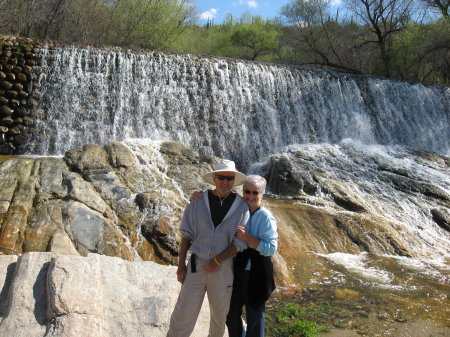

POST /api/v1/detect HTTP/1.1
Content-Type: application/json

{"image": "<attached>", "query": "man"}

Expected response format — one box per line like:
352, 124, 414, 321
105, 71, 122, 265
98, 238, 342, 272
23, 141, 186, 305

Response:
167, 159, 250, 337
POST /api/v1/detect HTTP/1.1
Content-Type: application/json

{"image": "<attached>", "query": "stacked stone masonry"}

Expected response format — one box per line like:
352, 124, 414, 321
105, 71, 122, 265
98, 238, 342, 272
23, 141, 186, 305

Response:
0, 36, 40, 155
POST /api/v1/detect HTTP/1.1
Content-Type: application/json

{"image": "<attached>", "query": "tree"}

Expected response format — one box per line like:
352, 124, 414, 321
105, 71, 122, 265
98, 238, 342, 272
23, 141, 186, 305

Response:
280, 0, 328, 26
0, 0, 198, 50
230, 19, 279, 61
391, 20, 450, 84
421, 0, 449, 19
344, 0, 418, 77
280, 0, 365, 73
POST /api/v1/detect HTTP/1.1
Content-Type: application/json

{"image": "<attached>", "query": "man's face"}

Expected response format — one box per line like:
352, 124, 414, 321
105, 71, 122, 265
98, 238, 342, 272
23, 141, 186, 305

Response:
213, 172, 235, 195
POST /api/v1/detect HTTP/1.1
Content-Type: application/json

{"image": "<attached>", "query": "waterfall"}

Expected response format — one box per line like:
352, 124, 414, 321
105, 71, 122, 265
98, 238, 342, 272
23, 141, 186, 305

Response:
30, 46, 449, 169
4, 43, 448, 322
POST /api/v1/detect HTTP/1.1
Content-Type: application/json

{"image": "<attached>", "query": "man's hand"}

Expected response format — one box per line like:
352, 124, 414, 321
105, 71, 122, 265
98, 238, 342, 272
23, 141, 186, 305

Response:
204, 260, 220, 273
177, 265, 187, 284
189, 191, 203, 201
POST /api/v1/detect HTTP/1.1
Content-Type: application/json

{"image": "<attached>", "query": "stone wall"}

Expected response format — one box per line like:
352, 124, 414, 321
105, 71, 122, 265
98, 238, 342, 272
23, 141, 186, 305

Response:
0, 35, 41, 155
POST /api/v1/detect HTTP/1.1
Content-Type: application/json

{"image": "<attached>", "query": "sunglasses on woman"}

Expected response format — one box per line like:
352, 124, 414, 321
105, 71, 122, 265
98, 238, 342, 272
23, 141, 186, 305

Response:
244, 190, 260, 195
215, 174, 235, 181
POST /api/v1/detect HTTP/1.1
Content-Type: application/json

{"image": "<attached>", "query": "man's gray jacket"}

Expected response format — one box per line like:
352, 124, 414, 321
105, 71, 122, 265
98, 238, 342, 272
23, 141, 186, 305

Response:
180, 190, 250, 261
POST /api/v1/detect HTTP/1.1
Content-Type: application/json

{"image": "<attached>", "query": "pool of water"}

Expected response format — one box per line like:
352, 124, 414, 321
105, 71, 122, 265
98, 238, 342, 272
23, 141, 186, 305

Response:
268, 252, 449, 336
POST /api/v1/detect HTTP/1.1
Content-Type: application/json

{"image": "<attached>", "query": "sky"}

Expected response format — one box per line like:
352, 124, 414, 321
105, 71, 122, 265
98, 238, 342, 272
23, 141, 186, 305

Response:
193, 0, 343, 24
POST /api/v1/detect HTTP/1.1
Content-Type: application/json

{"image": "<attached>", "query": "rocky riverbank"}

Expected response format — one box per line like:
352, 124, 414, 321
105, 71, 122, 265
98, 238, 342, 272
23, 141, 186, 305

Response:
0, 139, 449, 336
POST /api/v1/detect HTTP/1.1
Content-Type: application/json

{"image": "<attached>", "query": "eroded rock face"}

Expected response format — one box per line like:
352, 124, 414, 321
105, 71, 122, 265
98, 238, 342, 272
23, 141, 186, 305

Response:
0, 140, 218, 264
0, 252, 218, 337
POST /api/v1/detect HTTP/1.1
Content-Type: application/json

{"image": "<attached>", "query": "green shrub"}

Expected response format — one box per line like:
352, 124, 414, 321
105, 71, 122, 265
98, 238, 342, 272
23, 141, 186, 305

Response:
269, 302, 330, 337
275, 319, 320, 337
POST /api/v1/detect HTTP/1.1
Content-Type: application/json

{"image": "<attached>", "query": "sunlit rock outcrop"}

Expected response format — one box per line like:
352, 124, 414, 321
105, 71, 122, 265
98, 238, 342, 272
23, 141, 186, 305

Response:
0, 140, 215, 264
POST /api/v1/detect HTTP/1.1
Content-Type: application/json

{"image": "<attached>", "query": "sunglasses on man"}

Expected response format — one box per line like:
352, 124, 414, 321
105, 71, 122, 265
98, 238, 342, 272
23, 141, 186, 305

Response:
215, 174, 235, 181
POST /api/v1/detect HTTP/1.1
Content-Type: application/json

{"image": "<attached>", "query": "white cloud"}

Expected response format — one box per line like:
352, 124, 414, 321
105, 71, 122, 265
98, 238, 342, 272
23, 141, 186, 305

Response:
199, 8, 218, 20
233, 0, 258, 8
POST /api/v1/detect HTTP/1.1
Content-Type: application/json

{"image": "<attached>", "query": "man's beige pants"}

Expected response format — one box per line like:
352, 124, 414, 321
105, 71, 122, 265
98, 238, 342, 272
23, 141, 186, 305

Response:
167, 256, 233, 337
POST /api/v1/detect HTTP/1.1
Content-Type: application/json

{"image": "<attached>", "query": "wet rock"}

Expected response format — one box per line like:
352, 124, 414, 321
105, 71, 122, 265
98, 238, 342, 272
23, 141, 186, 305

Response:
160, 140, 216, 195
13, 82, 23, 91
135, 192, 157, 210
380, 172, 449, 201
265, 155, 303, 195
8, 124, 23, 135
64, 200, 107, 251
335, 288, 361, 301
0, 116, 13, 126
26, 97, 38, 107
319, 179, 368, 213
5, 90, 17, 98
104, 141, 138, 168
0, 200, 9, 213
22, 116, 35, 126
431, 208, 450, 232
18, 90, 28, 98
0, 141, 15, 154
1, 105, 13, 116
65, 143, 110, 173
65, 171, 114, 219
11, 134, 27, 147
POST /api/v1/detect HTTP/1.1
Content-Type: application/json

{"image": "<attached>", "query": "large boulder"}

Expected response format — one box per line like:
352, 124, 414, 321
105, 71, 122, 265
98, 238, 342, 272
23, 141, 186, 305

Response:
0, 252, 220, 337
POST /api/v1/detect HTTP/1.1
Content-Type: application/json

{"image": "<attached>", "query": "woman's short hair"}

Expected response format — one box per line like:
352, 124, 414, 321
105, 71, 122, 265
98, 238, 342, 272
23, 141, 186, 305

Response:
244, 175, 267, 194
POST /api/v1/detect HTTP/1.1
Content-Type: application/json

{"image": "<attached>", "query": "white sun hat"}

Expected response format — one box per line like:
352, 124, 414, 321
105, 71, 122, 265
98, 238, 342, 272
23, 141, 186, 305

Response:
202, 159, 246, 186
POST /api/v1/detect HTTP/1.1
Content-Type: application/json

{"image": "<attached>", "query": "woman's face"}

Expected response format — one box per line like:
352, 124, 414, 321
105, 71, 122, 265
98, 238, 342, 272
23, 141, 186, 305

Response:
243, 183, 263, 210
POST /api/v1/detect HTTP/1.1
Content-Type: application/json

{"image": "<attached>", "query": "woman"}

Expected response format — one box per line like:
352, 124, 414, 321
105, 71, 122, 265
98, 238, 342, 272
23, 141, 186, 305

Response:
191, 175, 278, 337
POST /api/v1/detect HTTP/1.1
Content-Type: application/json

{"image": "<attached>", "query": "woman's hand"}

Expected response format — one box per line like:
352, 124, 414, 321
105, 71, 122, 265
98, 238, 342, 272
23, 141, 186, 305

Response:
177, 265, 187, 284
190, 191, 203, 201
236, 225, 260, 248
236, 225, 247, 242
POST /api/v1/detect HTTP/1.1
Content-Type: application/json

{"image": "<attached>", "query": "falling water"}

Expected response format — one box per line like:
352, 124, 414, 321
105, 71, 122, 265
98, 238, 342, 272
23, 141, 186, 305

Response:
30, 46, 449, 169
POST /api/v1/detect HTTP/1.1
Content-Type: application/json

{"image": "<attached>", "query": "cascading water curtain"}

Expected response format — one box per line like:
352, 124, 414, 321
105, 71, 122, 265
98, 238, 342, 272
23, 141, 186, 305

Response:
31, 45, 450, 168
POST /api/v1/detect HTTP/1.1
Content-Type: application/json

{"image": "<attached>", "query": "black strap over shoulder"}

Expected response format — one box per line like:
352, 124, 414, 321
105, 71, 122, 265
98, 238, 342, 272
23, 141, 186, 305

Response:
191, 254, 196, 273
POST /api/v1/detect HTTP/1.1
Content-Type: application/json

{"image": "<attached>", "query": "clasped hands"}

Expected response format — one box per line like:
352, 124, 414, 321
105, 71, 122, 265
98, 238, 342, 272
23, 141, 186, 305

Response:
204, 226, 248, 274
